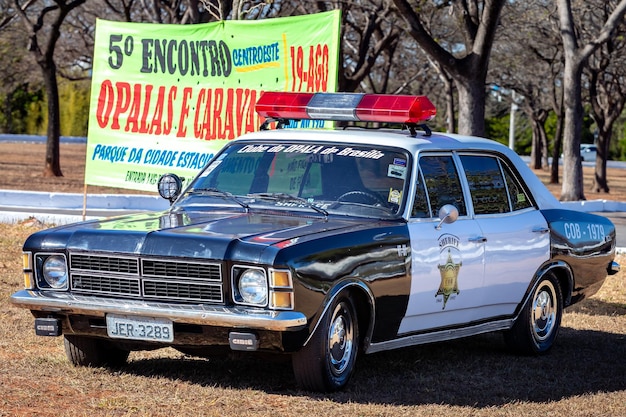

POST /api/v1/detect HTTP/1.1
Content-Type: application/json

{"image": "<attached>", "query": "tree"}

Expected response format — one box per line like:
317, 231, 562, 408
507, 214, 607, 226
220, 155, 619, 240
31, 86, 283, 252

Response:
0, 10, 41, 133
584, 6, 626, 194
557, 0, 626, 201
392, 0, 506, 136
11, 0, 86, 177
491, 0, 563, 171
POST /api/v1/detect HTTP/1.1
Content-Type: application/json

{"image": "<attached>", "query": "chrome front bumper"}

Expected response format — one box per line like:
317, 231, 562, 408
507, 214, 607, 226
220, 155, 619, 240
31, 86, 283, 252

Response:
10, 290, 307, 332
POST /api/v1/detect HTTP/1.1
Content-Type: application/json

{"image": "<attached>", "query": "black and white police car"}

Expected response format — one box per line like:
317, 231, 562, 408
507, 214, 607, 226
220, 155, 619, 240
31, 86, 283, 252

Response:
11, 92, 620, 392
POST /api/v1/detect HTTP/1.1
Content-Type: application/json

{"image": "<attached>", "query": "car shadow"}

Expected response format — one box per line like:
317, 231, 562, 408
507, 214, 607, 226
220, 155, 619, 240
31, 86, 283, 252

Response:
119, 320, 625, 407
566, 298, 625, 316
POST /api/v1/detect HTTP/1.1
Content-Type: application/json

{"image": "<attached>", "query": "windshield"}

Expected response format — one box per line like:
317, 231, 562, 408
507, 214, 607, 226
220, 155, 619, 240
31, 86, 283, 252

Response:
180, 141, 411, 219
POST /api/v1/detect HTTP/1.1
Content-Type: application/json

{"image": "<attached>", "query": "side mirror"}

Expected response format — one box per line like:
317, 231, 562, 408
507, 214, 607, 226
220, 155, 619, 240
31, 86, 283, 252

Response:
435, 204, 459, 230
158, 173, 184, 204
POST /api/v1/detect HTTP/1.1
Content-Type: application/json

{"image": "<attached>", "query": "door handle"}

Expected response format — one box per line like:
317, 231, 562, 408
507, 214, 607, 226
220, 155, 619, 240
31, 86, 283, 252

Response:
468, 236, 487, 243
532, 226, 550, 234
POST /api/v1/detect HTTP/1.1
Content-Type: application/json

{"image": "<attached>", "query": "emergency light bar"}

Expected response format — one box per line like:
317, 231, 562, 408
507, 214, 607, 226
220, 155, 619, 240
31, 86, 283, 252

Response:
256, 92, 436, 125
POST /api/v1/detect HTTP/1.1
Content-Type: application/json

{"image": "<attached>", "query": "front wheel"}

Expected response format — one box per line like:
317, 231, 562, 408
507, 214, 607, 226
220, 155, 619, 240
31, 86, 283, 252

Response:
64, 335, 130, 367
292, 294, 359, 392
504, 272, 563, 354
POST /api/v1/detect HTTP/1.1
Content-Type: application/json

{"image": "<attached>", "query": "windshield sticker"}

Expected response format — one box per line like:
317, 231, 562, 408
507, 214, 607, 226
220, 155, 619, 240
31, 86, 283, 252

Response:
199, 160, 222, 178
237, 144, 385, 159
388, 164, 407, 179
388, 189, 402, 204
393, 158, 407, 167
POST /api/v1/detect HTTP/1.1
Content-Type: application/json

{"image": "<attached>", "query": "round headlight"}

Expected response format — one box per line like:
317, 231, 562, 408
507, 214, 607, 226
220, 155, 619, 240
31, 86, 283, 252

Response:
42, 255, 68, 289
238, 269, 268, 305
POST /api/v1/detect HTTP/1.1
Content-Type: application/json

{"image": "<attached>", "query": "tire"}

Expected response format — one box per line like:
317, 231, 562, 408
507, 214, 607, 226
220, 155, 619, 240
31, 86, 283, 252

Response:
64, 335, 130, 367
504, 272, 563, 354
292, 294, 359, 392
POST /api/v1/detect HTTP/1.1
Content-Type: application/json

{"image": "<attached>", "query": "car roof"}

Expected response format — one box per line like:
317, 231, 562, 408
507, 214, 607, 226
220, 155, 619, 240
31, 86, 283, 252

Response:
237, 126, 493, 150
235, 127, 562, 210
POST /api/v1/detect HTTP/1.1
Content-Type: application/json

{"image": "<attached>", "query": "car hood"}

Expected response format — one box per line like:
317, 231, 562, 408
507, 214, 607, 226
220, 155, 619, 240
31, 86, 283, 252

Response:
27, 208, 365, 261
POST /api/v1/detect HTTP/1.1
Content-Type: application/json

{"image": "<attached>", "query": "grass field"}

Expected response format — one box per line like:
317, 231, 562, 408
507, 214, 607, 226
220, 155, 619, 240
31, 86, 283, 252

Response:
1, 142, 625, 415
1, 222, 625, 417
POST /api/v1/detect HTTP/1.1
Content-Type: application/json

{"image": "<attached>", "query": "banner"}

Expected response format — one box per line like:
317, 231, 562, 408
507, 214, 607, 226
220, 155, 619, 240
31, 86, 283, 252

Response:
85, 11, 341, 192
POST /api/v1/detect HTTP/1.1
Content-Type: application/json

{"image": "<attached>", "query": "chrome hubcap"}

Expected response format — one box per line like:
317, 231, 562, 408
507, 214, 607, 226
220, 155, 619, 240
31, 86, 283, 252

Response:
532, 282, 556, 341
328, 304, 353, 375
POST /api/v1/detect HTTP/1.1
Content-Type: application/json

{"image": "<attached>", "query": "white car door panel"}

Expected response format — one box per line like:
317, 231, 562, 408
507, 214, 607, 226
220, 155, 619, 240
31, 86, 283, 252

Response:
475, 211, 550, 317
400, 219, 486, 334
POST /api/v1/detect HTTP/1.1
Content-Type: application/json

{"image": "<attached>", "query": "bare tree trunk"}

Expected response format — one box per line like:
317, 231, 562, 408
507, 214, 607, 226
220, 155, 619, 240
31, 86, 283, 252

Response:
455, 73, 486, 136
549, 102, 564, 184
560, 60, 585, 201
591, 126, 611, 193
539, 128, 550, 170
42, 61, 62, 177
444, 74, 455, 134
530, 120, 541, 170
538, 109, 549, 169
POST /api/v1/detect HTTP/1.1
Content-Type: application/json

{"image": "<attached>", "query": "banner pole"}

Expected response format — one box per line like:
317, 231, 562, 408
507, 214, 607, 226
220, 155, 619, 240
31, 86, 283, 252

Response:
82, 183, 87, 221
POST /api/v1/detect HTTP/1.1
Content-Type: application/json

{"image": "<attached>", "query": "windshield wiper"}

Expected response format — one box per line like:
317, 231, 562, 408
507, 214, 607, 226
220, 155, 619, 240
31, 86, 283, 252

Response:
329, 199, 396, 217
248, 192, 328, 217
188, 187, 249, 210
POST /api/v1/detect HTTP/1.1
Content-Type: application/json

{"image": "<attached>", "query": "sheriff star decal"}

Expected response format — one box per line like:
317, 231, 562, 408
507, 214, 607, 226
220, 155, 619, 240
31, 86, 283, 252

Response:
436, 234, 462, 309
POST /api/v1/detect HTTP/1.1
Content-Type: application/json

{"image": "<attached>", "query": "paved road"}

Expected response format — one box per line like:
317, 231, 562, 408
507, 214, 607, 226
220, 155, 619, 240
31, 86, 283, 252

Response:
0, 134, 86, 143
598, 211, 626, 250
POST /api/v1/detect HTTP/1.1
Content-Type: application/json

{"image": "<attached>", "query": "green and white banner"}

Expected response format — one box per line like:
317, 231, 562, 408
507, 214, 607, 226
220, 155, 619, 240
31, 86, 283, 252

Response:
85, 11, 341, 192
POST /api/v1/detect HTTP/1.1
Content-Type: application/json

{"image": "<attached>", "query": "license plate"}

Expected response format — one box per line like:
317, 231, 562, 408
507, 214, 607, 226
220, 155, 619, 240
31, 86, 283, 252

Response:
106, 314, 174, 342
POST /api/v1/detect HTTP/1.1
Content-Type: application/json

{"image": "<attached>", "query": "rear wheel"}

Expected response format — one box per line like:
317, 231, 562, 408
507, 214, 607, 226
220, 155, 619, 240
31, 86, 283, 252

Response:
504, 272, 563, 354
292, 294, 359, 392
64, 335, 130, 367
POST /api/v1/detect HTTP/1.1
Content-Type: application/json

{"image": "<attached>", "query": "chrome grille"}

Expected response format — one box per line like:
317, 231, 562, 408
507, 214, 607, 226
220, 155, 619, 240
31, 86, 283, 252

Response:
70, 254, 138, 275
143, 279, 223, 302
72, 273, 140, 296
69, 253, 223, 304
142, 259, 221, 281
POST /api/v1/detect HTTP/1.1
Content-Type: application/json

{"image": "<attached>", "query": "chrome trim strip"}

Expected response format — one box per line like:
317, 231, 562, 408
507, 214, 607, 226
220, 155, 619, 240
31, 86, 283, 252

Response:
366, 318, 514, 354
10, 290, 307, 332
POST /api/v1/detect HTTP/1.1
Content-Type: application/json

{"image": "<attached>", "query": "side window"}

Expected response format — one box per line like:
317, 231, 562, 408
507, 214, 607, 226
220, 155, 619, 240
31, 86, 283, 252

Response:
419, 155, 467, 216
460, 155, 510, 215
501, 161, 533, 211
411, 169, 430, 218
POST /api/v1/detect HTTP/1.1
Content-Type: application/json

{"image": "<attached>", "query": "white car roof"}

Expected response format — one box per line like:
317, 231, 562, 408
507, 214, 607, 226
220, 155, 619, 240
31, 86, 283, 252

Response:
235, 127, 562, 210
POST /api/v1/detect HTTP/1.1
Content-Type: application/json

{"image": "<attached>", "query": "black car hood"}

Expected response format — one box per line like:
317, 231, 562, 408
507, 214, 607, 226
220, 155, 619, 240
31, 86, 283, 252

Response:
32, 208, 365, 261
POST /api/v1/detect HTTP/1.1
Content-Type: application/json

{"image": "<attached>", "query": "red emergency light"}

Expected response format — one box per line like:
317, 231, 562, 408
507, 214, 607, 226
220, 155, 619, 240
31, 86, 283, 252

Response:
255, 92, 436, 125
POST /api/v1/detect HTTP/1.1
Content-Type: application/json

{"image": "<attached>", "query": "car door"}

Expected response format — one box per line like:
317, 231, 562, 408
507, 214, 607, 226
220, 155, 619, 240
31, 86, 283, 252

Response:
399, 153, 486, 334
458, 153, 550, 319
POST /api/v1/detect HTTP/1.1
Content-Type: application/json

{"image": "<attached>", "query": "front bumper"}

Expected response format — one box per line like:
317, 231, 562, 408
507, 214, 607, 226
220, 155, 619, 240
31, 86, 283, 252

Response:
10, 290, 308, 332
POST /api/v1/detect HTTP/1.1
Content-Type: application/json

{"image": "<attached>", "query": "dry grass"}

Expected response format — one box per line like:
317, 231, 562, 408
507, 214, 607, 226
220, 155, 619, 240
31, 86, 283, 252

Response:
1, 222, 624, 417
1, 143, 625, 415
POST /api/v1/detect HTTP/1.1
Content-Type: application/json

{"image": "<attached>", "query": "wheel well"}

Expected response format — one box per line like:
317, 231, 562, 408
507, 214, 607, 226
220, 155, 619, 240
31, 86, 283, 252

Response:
345, 286, 374, 353
548, 266, 573, 306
